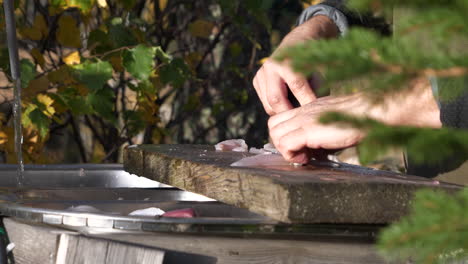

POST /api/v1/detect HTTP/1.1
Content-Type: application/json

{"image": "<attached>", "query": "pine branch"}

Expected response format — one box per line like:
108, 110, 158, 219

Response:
377, 189, 468, 264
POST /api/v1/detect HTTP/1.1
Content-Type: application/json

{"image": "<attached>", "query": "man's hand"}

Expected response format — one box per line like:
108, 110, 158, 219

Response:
269, 79, 442, 164
269, 95, 367, 163
253, 15, 339, 115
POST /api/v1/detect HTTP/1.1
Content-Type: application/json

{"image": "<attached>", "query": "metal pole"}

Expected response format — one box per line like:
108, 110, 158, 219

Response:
3, 0, 24, 185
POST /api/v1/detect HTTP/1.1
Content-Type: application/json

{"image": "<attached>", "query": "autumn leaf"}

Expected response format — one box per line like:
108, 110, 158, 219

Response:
159, 0, 167, 11
36, 94, 56, 117
56, 15, 81, 48
188, 19, 215, 38
63, 51, 81, 65
47, 65, 75, 86
18, 15, 48, 41
31, 48, 45, 68
24, 76, 50, 101
0, 131, 8, 145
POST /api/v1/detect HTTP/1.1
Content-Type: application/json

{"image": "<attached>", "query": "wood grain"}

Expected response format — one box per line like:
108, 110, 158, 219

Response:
124, 144, 463, 223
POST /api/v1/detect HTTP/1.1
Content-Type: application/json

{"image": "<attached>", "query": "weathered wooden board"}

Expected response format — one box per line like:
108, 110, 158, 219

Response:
124, 144, 463, 224
4, 218, 165, 264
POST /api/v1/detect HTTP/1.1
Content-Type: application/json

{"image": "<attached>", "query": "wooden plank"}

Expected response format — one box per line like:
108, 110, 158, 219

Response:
4, 218, 164, 264
4, 218, 63, 264
97, 232, 388, 264
124, 144, 463, 223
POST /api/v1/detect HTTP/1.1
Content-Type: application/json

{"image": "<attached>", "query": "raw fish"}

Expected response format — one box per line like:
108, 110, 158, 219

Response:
231, 153, 290, 167
129, 207, 165, 217
214, 139, 248, 152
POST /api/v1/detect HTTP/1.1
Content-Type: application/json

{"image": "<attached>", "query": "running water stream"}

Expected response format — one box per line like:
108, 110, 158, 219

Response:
3, 0, 24, 186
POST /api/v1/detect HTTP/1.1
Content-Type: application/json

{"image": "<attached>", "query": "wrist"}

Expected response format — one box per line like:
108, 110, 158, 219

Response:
277, 15, 339, 50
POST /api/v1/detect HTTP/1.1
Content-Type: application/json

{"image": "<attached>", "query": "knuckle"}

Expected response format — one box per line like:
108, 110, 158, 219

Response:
267, 94, 281, 106
289, 78, 307, 92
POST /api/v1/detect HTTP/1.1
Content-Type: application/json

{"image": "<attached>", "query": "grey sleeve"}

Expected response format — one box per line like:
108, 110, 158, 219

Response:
296, 1, 349, 35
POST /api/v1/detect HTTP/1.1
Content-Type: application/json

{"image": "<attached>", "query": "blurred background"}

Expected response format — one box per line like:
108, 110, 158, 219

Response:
0, 0, 322, 164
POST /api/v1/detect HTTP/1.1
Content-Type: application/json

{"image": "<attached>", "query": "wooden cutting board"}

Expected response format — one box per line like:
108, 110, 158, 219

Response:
123, 144, 462, 224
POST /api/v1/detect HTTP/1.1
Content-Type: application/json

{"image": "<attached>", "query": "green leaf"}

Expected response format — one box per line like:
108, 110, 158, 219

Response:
108, 18, 138, 48
88, 29, 113, 55
72, 60, 113, 91
154, 46, 172, 63
123, 110, 145, 136
159, 58, 190, 88
122, 45, 156, 81
20, 59, 36, 89
87, 88, 116, 123
29, 108, 50, 138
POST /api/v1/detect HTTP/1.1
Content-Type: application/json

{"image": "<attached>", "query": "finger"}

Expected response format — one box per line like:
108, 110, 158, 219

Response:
265, 65, 293, 114
254, 69, 275, 115
276, 127, 310, 163
267, 107, 300, 129
279, 66, 316, 105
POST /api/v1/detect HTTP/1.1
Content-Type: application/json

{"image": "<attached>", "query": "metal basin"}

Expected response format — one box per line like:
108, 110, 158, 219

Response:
0, 164, 380, 239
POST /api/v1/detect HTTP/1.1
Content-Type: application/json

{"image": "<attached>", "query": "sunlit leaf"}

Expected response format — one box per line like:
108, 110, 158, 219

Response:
63, 51, 81, 65
0, 131, 7, 145
72, 60, 113, 91
97, 0, 107, 7
158, 0, 167, 11
56, 15, 81, 48
122, 45, 156, 81
66, 0, 95, 12
36, 94, 56, 118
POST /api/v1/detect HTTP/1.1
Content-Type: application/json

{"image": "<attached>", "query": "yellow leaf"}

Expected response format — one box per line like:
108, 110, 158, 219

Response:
302, 0, 323, 9
30, 48, 45, 68
36, 94, 55, 117
159, 0, 167, 11
19, 27, 42, 41
97, 0, 107, 7
0, 131, 8, 145
258, 57, 269, 65
35, 14, 49, 38
56, 15, 81, 48
24, 76, 50, 101
188, 19, 215, 39
63, 51, 81, 65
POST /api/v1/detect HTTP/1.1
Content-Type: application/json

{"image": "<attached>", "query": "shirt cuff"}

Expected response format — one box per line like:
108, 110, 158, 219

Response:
297, 4, 349, 36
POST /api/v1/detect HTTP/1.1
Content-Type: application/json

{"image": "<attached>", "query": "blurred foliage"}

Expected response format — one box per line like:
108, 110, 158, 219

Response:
0, 0, 314, 163
279, 0, 468, 263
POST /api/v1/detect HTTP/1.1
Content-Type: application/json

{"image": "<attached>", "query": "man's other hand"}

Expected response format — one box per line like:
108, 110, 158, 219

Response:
253, 15, 339, 115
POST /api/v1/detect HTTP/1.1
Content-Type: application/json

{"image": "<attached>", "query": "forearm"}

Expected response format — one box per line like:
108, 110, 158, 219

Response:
274, 15, 339, 54
368, 79, 441, 128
